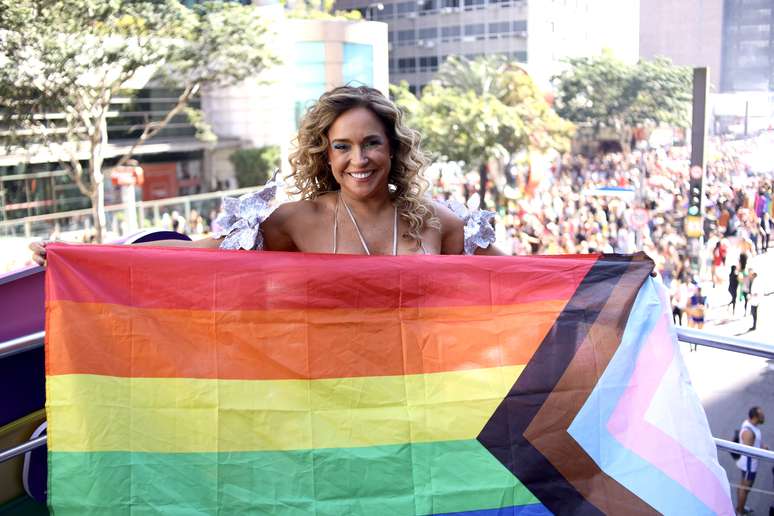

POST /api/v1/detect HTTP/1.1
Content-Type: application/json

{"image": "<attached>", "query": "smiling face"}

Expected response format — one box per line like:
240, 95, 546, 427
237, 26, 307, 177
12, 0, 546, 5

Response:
326, 107, 392, 202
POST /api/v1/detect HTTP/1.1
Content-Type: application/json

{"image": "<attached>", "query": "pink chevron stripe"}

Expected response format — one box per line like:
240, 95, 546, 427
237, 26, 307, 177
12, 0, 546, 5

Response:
606, 315, 732, 515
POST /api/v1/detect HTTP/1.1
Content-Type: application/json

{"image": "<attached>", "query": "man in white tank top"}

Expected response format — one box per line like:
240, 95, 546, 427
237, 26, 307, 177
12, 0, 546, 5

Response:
736, 406, 766, 515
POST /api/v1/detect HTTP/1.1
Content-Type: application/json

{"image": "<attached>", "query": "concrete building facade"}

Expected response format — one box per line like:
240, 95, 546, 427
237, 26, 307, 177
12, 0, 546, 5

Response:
334, 0, 639, 91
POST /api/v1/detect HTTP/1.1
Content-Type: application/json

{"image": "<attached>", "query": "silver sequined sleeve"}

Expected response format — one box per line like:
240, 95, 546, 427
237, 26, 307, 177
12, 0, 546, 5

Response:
445, 200, 496, 255
213, 179, 280, 251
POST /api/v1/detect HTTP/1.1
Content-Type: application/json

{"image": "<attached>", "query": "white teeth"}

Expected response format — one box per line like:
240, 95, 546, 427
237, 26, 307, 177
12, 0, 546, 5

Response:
350, 171, 373, 179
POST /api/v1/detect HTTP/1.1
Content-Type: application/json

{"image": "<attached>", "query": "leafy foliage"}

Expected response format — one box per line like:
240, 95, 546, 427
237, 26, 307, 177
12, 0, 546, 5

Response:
285, 0, 362, 21
0, 0, 279, 240
392, 55, 573, 168
230, 146, 280, 188
552, 52, 692, 141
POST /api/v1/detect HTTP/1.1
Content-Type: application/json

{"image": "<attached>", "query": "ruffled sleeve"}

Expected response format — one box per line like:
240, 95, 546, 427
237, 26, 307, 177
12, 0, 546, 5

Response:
213, 177, 281, 251
445, 200, 497, 255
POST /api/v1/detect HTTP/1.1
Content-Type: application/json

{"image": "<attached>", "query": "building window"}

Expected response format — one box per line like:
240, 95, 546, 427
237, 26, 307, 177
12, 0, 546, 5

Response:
398, 29, 416, 46
512, 50, 527, 62
441, 0, 460, 7
419, 0, 437, 14
464, 23, 485, 39
376, 2, 394, 19
512, 19, 527, 32
419, 56, 439, 72
441, 25, 461, 41
292, 41, 326, 130
463, 0, 485, 9
343, 43, 374, 87
488, 21, 510, 38
419, 27, 438, 40
397, 1, 416, 16
398, 57, 417, 73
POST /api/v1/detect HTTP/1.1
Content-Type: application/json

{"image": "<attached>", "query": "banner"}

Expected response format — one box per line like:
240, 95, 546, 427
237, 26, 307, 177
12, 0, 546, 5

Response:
45, 245, 732, 515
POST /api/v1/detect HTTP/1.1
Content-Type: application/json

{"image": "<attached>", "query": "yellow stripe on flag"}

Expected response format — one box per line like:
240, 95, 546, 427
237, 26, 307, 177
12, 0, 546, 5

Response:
47, 365, 524, 453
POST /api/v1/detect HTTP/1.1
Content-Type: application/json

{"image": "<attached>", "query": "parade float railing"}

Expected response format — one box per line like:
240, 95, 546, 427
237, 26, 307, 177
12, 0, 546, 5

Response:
2, 322, 773, 465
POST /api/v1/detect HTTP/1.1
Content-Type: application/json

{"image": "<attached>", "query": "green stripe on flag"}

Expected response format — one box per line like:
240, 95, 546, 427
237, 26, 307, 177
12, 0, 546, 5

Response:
50, 440, 538, 515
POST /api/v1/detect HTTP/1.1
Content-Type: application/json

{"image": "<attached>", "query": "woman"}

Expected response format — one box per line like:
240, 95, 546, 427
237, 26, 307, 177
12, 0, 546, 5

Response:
32, 86, 501, 265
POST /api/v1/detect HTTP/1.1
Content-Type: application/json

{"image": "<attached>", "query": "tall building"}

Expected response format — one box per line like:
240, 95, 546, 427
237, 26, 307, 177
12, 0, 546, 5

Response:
721, 0, 774, 92
640, 0, 774, 93
334, 0, 639, 91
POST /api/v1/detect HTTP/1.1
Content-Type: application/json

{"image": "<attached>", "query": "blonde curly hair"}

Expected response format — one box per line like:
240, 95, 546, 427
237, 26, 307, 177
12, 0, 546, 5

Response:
288, 85, 439, 243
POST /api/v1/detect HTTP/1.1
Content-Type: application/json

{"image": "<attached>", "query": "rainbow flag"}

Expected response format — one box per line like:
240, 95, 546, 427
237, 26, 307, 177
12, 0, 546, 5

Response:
45, 245, 732, 515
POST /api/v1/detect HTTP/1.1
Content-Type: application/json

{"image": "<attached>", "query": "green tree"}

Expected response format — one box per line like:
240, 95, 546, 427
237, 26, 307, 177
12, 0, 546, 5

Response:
552, 52, 692, 150
285, 0, 362, 20
0, 0, 280, 241
230, 146, 280, 188
392, 55, 572, 209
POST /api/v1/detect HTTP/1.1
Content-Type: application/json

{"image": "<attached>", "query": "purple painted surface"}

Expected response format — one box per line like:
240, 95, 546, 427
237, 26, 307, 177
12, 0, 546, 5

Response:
0, 267, 45, 344
0, 231, 189, 343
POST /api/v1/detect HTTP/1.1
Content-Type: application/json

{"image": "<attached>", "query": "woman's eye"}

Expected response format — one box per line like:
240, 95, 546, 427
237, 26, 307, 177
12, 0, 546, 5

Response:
333, 143, 349, 151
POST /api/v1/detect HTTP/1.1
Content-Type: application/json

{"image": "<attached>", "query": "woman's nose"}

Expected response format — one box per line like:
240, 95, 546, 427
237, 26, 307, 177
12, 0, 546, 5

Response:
352, 147, 368, 165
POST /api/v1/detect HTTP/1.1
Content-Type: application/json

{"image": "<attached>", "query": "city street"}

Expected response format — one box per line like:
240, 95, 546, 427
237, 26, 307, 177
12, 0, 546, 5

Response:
681, 251, 774, 515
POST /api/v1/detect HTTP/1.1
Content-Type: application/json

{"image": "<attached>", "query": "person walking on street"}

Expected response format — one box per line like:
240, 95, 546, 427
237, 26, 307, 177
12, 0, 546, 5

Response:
741, 268, 753, 316
728, 265, 739, 316
736, 407, 766, 516
749, 272, 761, 332
671, 275, 689, 326
687, 285, 706, 350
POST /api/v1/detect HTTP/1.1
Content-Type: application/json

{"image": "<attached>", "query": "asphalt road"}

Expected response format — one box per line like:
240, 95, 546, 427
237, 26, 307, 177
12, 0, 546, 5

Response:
681, 250, 774, 515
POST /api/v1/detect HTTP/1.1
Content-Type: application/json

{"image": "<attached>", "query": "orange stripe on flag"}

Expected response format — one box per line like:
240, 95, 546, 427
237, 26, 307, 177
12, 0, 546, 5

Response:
46, 299, 566, 380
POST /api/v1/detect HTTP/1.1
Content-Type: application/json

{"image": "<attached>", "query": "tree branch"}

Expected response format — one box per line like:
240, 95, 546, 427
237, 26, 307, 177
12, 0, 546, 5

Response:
114, 82, 200, 168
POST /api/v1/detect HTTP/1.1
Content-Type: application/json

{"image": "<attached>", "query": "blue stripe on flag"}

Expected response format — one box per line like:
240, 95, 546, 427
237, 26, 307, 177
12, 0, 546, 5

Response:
432, 503, 553, 516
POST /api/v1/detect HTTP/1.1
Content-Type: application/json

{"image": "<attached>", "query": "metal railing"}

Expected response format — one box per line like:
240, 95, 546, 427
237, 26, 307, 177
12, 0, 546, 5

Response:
1, 327, 773, 465
0, 186, 258, 239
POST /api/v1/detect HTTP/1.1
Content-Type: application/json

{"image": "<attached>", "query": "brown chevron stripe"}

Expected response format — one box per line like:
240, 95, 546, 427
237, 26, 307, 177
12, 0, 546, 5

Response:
523, 255, 657, 515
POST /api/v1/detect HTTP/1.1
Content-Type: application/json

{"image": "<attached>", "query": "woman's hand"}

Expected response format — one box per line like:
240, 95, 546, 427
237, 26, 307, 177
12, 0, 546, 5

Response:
29, 240, 54, 268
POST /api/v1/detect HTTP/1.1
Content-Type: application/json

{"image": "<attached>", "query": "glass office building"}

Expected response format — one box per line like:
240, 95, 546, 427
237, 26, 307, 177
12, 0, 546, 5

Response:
721, 0, 774, 92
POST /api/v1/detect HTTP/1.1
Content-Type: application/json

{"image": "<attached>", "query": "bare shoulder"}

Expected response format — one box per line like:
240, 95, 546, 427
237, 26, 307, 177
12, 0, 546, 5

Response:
263, 198, 329, 251
430, 200, 464, 232
265, 199, 320, 225
430, 200, 464, 255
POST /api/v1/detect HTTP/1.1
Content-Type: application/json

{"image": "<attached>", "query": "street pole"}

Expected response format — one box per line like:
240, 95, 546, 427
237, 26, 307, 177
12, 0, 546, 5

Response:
686, 67, 709, 280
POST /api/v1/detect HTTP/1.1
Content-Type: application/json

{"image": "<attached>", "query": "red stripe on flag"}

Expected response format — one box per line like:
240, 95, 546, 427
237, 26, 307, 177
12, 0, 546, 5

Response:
45, 245, 597, 310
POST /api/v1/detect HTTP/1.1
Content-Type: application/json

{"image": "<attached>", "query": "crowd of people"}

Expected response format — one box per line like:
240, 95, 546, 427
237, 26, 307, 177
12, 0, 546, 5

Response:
428, 135, 773, 330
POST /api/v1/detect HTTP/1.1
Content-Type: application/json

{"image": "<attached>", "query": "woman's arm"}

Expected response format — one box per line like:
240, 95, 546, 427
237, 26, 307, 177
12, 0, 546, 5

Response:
29, 235, 222, 267
132, 237, 222, 248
